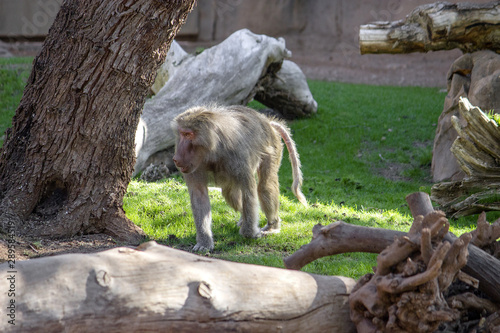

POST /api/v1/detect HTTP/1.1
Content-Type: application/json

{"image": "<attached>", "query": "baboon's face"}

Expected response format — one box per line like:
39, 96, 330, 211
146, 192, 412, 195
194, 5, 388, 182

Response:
173, 128, 205, 174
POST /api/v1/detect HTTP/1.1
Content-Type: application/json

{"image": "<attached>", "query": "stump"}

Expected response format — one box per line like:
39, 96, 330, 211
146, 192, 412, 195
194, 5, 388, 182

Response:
431, 50, 500, 182
431, 97, 500, 217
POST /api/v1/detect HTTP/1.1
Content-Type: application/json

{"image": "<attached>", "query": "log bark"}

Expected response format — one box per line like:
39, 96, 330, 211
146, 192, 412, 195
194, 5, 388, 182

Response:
431, 97, 500, 217
0, 0, 195, 242
359, 2, 500, 54
0, 241, 356, 332
284, 192, 500, 303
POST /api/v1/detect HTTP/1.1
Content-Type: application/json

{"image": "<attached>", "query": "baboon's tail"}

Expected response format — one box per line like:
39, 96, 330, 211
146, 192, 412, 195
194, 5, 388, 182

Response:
270, 121, 308, 207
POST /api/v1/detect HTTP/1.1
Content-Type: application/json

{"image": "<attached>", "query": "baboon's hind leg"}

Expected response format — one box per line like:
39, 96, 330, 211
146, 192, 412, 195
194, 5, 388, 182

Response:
221, 186, 245, 227
258, 153, 281, 233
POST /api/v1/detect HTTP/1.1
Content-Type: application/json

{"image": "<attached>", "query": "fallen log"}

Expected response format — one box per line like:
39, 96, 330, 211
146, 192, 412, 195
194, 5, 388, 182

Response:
359, 2, 500, 54
284, 192, 500, 304
0, 241, 356, 332
134, 30, 317, 176
431, 97, 500, 217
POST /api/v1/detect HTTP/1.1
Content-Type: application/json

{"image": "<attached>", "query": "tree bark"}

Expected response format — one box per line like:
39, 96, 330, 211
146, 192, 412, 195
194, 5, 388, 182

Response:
359, 2, 500, 54
0, 241, 356, 332
0, 0, 195, 242
284, 192, 500, 303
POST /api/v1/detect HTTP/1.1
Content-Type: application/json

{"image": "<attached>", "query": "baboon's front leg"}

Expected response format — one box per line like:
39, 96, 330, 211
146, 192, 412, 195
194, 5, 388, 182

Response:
185, 172, 214, 251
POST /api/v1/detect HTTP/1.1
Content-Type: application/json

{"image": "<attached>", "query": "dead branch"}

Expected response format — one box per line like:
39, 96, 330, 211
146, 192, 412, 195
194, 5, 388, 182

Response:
359, 2, 500, 54
284, 192, 500, 304
349, 208, 470, 332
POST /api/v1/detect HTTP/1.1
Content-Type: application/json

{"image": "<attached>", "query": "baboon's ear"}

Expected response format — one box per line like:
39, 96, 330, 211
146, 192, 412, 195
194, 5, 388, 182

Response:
179, 129, 195, 140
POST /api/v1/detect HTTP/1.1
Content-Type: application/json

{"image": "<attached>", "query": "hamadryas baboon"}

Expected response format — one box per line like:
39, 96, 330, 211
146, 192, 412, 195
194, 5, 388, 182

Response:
173, 105, 307, 251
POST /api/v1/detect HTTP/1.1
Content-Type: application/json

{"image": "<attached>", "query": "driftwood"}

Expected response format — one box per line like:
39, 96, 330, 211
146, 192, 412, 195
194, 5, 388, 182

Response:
134, 29, 317, 176
284, 192, 500, 304
0, 241, 356, 332
349, 211, 471, 332
431, 97, 500, 217
359, 2, 500, 54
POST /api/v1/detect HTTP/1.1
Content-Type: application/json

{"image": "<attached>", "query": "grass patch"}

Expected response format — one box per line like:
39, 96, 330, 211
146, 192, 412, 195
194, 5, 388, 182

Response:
0, 57, 32, 145
2, 58, 495, 279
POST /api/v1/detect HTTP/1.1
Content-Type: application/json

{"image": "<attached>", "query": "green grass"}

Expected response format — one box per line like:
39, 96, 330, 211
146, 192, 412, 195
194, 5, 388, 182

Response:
0, 57, 32, 145
2, 57, 495, 280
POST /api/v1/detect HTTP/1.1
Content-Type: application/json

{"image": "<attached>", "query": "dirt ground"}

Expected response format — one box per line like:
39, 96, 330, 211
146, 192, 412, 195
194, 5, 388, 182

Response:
2, 39, 462, 88
0, 39, 460, 262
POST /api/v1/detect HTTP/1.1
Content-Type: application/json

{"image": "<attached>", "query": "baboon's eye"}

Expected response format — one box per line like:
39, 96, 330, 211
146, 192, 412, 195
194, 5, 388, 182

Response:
180, 129, 195, 140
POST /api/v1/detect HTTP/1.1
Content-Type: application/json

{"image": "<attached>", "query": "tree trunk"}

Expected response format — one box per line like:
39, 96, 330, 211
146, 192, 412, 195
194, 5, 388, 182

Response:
359, 2, 500, 54
0, 241, 356, 332
0, 0, 195, 242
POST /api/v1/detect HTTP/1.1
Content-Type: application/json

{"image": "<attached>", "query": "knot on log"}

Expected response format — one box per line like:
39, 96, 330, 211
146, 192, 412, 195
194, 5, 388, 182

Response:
197, 281, 212, 299
95, 270, 111, 288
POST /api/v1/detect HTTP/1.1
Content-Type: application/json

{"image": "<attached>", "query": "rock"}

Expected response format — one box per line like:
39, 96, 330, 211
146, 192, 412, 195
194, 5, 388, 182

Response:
139, 163, 171, 182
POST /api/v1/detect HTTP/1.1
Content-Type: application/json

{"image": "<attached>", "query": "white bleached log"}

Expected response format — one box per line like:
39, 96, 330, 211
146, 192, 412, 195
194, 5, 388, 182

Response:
1, 241, 356, 332
134, 29, 317, 176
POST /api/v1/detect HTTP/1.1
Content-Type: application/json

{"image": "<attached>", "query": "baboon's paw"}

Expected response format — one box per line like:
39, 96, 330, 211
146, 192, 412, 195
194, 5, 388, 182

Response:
193, 243, 214, 252
239, 228, 262, 239
261, 226, 281, 235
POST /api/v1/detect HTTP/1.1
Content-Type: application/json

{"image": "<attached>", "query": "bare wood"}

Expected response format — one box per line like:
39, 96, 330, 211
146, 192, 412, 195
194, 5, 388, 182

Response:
405, 191, 434, 217
349, 211, 470, 332
448, 292, 499, 314
1, 242, 356, 332
283, 221, 406, 270
359, 2, 500, 54
284, 192, 500, 303
431, 97, 500, 217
